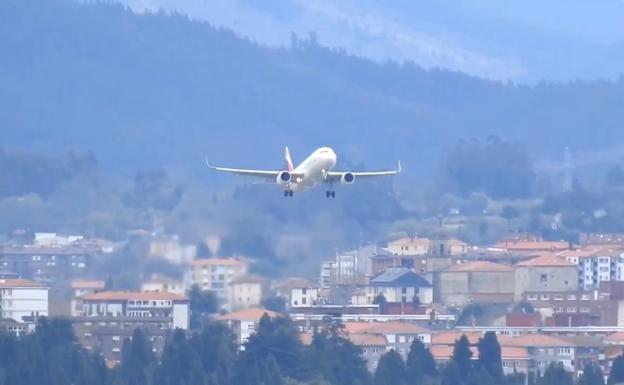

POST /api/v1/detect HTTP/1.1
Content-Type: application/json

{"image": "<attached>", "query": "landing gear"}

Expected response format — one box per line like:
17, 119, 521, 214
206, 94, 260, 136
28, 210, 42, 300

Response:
326, 190, 335, 198
284, 189, 294, 197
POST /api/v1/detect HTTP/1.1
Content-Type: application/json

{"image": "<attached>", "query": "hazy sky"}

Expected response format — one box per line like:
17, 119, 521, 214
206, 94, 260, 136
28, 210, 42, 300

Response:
116, 0, 624, 83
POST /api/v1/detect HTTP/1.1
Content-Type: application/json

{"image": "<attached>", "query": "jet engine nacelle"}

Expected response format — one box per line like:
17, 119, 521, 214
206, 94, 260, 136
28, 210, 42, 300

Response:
277, 171, 292, 184
341, 172, 355, 184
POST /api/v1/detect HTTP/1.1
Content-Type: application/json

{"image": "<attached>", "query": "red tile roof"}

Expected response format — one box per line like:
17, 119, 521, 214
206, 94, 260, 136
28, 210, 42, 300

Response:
0, 279, 42, 288
445, 260, 513, 273
516, 254, 575, 267
71, 280, 106, 290
80, 291, 186, 301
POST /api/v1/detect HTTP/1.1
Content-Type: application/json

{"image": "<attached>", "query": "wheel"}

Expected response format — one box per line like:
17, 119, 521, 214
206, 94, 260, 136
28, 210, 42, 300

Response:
289, 190, 294, 197
326, 191, 330, 198
331, 191, 336, 198
284, 190, 289, 197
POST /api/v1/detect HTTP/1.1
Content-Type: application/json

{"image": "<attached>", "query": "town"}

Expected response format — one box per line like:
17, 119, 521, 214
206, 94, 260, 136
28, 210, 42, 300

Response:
3, 230, 624, 384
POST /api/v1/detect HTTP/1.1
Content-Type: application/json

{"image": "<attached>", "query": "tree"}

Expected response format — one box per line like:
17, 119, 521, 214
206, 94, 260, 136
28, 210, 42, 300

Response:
477, 331, 503, 379
372, 293, 387, 314
452, 335, 473, 378
189, 285, 219, 328
119, 328, 155, 385
308, 331, 371, 385
374, 350, 406, 385
609, 353, 624, 385
538, 363, 573, 385
262, 296, 287, 313
579, 364, 605, 385
441, 361, 462, 385
191, 321, 238, 385
405, 339, 437, 384
239, 315, 311, 382
156, 329, 205, 385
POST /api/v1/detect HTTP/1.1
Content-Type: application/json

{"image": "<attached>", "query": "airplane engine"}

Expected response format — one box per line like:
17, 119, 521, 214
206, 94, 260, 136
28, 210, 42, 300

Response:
341, 172, 355, 184
276, 171, 291, 184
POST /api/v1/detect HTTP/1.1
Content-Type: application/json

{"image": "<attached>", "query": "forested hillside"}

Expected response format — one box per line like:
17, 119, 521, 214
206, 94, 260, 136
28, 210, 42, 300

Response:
1, 0, 624, 174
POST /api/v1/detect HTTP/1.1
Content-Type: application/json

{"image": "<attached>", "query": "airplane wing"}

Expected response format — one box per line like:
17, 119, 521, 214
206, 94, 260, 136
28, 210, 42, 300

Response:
325, 161, 402, 181
205, 158, 302, 180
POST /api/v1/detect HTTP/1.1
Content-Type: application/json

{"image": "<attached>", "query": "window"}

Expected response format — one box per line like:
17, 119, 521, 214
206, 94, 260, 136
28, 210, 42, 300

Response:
302, 297, 307, 305
540, 274, 547, 282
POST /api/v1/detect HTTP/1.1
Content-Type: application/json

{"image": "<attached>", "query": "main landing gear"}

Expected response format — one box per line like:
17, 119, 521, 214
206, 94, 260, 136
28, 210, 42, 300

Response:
326, 190, 336, 198
283, 189, 294, 197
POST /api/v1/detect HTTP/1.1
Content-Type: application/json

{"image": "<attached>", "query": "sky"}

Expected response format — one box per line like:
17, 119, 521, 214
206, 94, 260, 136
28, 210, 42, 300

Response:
115, 0, 624, 83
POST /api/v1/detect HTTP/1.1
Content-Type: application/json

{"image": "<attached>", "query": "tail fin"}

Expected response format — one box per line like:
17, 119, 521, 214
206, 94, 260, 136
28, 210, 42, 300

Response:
285, 146, 294, 171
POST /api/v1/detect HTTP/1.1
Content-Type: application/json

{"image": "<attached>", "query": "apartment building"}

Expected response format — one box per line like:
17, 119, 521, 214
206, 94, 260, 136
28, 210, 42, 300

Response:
0, 278, 48, 324
560, 247, 624, 290
366, 268, 433, 305
229, 275, 266, 311
514, 254, 578, 300
218, 307, 280, 346
190, 257, 247, 308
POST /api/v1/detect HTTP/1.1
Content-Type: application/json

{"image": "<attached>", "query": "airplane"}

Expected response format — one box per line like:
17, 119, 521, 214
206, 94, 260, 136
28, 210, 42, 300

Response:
205, 146, 401, 197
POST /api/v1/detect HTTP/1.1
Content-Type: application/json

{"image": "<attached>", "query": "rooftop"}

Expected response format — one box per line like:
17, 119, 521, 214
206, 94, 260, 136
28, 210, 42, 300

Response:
516, 254, 575, 267
71, 280, 106, 290
348, 332, 387, 347
80, 291, 186, 301
231, 274, 266, 285
217, 307, 281, 322
0, 278, 42, 288
494, 240, 570, 252
370, 268, 431, 287
388, 237, 430, 247
344, 321, 430, 335
444, 260, 513, 273
191, 257, 247, 267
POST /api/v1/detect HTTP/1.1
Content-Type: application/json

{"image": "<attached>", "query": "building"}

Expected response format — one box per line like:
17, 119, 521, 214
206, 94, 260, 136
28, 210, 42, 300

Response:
432, 261, 514, 306
75, 291, 189, 329
319, 261, 336, 289
218, 307, 281, 346
148, 235, 197, 265
514, 255, 578, 300
190, 258, 248, 308
141, 275, 186, 296
0, 278, 48, 323
345, 321, 431, 358
70, 280, 106, 317
366, 268, 433, 305
560, 247, 624, 290
387, 237, 430, 256
0, 245, 97, 284
229, 275, 266, 311
275, 278, 320, 308
73, 290, 188, 363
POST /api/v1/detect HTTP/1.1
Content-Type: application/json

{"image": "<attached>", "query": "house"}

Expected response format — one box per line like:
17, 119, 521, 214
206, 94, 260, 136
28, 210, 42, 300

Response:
344, 321, 431, 358
218, 307, 281, 346
0, 278, 48, 324
229, 274, 266, 311
274, 278, 320, 308
366, 268, 433, 305
432, 260, 514, 306
141, 275, 186, 296
190, 257, 248, 309
387, 237, 430, 256
70, 280, 106, 316
514, 255, 578, 300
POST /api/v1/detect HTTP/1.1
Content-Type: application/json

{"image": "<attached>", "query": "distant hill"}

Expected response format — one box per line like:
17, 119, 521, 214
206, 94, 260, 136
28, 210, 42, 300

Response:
1, 0, 624, 176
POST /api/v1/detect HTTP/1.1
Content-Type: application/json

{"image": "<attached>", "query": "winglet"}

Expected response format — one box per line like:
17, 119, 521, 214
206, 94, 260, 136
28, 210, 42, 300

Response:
397, 161, 402, 173
204, 156, 215, 169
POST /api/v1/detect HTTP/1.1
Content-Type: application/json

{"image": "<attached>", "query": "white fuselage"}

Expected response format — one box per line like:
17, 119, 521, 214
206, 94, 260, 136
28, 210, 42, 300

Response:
290, 147, 337, 191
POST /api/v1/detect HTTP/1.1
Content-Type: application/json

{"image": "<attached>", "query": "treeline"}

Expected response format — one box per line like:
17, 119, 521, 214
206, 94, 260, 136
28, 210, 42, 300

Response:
2, 317, 623, 385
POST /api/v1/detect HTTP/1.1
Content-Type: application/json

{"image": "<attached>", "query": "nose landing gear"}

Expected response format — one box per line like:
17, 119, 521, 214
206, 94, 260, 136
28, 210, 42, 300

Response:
325, 190, 335, 198
283, 189, 294, 197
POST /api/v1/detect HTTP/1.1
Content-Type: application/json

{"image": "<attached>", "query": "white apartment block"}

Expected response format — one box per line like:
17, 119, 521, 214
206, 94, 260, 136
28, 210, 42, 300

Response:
561, 247, 624, 290
77, 291, 189, 329
0, 279, 48, 323
190, 258, 248, 309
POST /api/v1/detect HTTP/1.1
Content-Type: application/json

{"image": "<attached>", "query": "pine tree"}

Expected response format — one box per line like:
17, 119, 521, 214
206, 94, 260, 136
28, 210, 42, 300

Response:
441, 361, 462, 385
374, 350, 406, 385
579, 364, 605, 385
191, 322, 237, 385
610, 353, 624, 385
119, 328, 156, 385
538, 363, 573, 385
308, 332, 371, 385
405, 339, 437, 384
452, 335, 473, 378
477, 331, 503, 379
